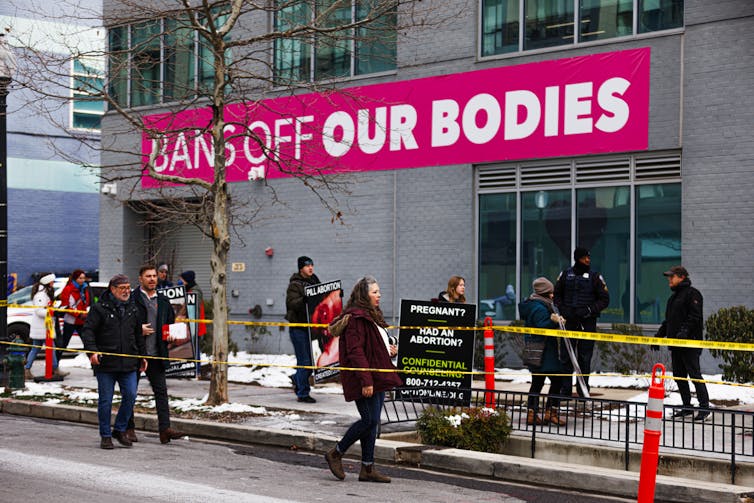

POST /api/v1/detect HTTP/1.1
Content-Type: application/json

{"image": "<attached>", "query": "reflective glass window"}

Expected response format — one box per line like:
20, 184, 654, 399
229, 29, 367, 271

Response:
315, 0, 353, 80
635, 183, 681, 324
275, 1, 313, 84
577, 186, 630, 323
478, 193, 517, 320
108, 26, 128, 108
481, 0, 519, 56
524, 0, 574, 51
579, 0, 633, 42
72, 59, 105, 131
355, 0, 397, 75
164, 17, 195, 101
638, 0, 684, 34
521, 190, 571, 296
130, 21, 162, 107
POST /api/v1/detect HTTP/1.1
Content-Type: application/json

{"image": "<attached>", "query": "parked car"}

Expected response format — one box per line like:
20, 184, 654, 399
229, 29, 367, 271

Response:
4, 280, 107, 355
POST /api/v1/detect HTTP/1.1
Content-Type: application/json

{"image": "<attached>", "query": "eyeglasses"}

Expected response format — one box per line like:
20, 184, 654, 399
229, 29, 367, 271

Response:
114, 285, 131, 291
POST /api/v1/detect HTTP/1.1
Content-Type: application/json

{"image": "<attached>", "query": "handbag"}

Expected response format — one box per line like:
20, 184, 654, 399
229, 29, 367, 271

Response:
522, 339, 546, 367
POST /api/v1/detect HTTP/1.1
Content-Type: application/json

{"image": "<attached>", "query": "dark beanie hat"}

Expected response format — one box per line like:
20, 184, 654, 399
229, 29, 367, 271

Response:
297, 256, 313, 270
180, 270, 196, 285
573, 247, 590, 261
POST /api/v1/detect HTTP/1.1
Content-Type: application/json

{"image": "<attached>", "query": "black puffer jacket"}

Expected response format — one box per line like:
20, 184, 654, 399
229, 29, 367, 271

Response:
285, 272, 321, 323
657, 279, 704, 346
81, 290, 146, 373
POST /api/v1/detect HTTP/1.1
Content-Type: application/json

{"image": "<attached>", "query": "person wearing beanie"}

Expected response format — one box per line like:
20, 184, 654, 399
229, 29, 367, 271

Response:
285, 255, 320, 403
553, 247, 610, 398
24, 273, 70, 381
157, 264, 173, 289
653, 266, 709, 421
178, 270, 205, 337
81, 274, 148, 449
518, 277, 567, 426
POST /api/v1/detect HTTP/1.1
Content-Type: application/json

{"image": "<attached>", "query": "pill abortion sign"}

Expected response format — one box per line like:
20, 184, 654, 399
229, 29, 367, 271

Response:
142, 48, 650, 187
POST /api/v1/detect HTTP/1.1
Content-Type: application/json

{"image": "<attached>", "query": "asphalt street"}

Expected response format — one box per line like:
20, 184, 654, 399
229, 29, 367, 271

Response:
0, 413, 632, 503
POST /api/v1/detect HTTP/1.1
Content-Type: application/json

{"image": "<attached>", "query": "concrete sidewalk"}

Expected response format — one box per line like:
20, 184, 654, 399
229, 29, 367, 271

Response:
3, 365, 754, 503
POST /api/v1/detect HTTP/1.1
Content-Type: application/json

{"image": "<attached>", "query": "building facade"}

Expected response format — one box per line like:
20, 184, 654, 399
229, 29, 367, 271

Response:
98, 0, 753, 367
1, 1, 103, 287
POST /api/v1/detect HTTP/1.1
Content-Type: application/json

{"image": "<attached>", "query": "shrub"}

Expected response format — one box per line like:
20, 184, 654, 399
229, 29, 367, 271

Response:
706, 306, 754, 383
416, 406, 511, 453
597, 323, 666, 375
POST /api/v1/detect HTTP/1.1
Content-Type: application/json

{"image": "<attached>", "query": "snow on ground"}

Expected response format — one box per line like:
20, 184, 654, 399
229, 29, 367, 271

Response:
51, 351, 754, 410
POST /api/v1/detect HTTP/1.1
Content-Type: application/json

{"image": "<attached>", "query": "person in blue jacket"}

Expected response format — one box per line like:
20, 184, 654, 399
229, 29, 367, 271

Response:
518, 277, 567, 426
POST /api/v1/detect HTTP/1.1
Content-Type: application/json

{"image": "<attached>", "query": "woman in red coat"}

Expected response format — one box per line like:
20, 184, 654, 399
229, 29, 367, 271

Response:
57, 269, 90, 360
324, 276, 402, 483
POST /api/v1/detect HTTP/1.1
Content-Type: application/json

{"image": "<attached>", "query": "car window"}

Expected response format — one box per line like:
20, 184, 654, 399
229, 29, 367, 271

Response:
8, 286, 33, 304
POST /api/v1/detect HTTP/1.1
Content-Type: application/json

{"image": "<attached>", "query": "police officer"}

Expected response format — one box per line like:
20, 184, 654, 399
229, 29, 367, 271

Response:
553, 247, 610, 397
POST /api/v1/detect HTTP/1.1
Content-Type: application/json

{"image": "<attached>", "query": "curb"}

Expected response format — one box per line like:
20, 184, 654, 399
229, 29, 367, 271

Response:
2, 398, 752, 502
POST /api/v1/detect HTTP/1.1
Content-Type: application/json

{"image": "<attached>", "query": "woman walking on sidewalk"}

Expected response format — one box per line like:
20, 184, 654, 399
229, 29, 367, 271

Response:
324, 276, 402, 483
24, 273, 68, 380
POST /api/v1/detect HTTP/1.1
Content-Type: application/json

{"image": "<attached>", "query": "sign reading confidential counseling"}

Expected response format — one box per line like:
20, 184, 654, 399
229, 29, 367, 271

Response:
141, 48, 650, 187
396, 299, 477, 406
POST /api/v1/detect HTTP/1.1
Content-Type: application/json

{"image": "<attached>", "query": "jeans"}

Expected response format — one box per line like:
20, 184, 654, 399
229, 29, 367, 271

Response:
56, 323, 82, 361
672, 348, 709, 408
336, 392, 385, 464
128, 363, 171, 431
289, 328, 312, 398
25, 339, 58, 370
95, 370, 138, 438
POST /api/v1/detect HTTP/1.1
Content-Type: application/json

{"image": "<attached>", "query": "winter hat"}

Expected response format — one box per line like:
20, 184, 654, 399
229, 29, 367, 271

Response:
180, 270, 196, 288
39, 273, 56, 286
297, 256, 313, 270
108, 274, 130, 288
532, 277, 554, 296
158, 264, 169, 272
573, 247, 590, 261
663, 265, 689, 278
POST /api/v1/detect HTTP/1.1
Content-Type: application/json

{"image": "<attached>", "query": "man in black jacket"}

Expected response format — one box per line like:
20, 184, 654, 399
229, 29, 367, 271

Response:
655, 265, 709, 421
81, 274, 147, 450
554, 247, 610, 397
125, 265, 184, 444
285, 256, 320, 403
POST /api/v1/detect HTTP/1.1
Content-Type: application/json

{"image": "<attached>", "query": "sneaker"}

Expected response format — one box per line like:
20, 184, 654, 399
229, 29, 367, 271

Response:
694, 411, 711, 422
297, 396, 316, 403
100, 437, 114, 450
671, 408, 694, 418
111, 430, 133, 447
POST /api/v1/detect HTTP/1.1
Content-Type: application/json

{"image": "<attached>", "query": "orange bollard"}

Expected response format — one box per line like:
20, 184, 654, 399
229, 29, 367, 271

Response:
637, 363, 666, 503
44, 307, 55, 379
483, 317, 495, 408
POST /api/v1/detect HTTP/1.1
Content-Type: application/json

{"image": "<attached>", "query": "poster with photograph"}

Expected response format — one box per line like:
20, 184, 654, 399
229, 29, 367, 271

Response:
159, 285, 197, 378
305, 280, 343, 383
396, 299, 477, 406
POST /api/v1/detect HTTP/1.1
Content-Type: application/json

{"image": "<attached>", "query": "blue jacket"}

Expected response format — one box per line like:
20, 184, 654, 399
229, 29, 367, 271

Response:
518, 298, 562, 373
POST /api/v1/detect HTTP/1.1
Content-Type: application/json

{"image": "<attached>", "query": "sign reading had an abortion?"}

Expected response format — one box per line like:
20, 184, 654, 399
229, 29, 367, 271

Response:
397, 299, 477, 406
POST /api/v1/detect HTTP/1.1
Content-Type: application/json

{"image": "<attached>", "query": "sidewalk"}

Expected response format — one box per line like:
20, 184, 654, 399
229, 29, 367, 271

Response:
3, 364, 754, 502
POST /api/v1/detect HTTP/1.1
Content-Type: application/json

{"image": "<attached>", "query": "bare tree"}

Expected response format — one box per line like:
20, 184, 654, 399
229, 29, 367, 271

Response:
7, 0, 455, 404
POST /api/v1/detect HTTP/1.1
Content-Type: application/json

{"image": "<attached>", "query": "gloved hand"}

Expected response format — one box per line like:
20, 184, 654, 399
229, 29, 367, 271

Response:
550, 313, 565, 324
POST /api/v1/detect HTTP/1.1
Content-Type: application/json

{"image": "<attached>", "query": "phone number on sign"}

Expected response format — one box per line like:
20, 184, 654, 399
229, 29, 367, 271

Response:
403, 378, 462, 388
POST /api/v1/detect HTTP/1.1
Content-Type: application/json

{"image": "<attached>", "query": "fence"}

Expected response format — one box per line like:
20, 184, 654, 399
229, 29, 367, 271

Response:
382, 386, 754, 483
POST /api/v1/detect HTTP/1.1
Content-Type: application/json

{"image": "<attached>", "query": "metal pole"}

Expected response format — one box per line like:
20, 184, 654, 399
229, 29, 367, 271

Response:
0, 74, 9, 344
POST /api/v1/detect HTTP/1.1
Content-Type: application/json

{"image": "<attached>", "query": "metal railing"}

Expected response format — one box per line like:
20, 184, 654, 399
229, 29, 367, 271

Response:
382, 386, 754, 483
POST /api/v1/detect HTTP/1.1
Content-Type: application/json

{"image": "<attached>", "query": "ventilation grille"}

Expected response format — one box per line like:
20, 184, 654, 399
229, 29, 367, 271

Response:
478, 167, 516, 190
519, 163, 571, 187
635, 154, 682, 180
576, 158, 630, 183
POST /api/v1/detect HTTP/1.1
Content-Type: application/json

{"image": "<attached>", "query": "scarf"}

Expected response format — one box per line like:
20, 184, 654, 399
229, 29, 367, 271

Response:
529, 293, 555, 313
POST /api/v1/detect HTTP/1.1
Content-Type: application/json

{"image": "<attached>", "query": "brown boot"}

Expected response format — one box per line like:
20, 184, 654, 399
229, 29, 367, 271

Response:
544, 408, 566, 426
526, 409, 543, 425
358, 463, 391, 483
24, 368, 34, 380
159, 427, 184, 444
324, 448, 345, 480
125, 428, 138, 443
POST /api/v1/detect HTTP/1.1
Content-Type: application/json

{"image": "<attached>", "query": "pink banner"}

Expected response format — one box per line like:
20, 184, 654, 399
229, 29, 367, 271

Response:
142, 47, 650, 187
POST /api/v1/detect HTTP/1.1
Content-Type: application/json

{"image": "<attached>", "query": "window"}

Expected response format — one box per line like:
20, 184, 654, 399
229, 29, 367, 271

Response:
481, 0, 683, 57
274, 0, 397, 84
477, 153, 681, 324
107, 9, 230, 109
72, 59, 105, 131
